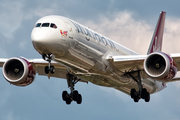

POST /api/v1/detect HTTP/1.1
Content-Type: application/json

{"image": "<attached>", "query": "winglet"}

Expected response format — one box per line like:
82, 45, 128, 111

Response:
147, 11, 166, 54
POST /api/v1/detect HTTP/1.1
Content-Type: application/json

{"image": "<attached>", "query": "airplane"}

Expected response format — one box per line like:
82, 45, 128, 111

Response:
1, 11, 180, 105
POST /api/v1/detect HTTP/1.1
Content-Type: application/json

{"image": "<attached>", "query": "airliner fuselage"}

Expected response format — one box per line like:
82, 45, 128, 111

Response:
1, 12, 176, 105
31, 15, 165, 96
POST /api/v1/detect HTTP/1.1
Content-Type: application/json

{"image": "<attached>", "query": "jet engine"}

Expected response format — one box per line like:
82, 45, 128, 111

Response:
2, 57, 36, 86
144, 52, 177, 81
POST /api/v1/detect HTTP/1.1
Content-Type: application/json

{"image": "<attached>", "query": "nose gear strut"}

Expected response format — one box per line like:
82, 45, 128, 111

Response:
42, 54, 55, 74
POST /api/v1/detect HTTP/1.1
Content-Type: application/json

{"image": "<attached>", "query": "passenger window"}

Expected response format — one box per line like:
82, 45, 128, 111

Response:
50, 23, 57, 28
35, 23, 41, 27
42, 23, 50, 27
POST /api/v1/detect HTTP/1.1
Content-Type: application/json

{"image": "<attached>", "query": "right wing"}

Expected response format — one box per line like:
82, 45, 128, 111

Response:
0, 58, 68, 79
0, 58, 88, 85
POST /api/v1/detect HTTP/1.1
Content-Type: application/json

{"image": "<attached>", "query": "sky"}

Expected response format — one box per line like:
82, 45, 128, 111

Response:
0, 0, 180, 120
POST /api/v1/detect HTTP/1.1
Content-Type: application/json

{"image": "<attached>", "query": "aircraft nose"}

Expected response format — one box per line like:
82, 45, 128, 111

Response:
31, 28, 48, 44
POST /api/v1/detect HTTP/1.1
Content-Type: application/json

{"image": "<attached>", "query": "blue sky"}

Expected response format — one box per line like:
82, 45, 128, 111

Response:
0, 0, 180, 120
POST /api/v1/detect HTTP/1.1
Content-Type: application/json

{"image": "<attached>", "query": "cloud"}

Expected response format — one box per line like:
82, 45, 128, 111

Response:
83, 11, 180, 55
99, 86, 131, 102
2, 111, 19, 120
0, 89, 11, 107
19, 40, 28, 49
84, 11, 153, 54
163, 18, 180, 53
0, 0, 58, 40
0, 0, 24, 39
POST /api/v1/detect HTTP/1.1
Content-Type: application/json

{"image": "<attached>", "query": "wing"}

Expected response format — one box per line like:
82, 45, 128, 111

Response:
109, 55, 147, 72
170, 53, 180, 71
0, 58, 8, 67
0, 58, 68, 79
108, 53, 180, 82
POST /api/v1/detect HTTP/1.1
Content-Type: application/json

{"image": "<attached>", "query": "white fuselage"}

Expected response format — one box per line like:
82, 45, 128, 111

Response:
31, 15, 165, 95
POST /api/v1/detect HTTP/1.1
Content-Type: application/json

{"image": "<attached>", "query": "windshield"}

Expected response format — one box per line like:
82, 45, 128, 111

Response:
35, 23, 57, 28
35, 23, 41, 27
42, 23, 50, 27
50, 23, 57, 28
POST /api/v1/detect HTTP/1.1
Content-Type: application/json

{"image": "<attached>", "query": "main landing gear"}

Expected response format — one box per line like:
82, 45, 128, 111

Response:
62, 73, 82, 105
42, 54, 55, 74
42, 54, 82, 105
127, 70, 150, 102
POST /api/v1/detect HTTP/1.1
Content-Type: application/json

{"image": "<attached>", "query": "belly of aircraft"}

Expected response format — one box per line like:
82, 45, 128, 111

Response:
51, 38, 160, 96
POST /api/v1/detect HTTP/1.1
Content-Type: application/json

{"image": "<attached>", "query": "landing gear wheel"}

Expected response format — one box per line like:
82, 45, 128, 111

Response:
141, 88, 147, 99
62, 91, 68, 101
131, 88, 139, 102
45, 66, 49, 74
145, 92, 150, 102
72, 90, 79, 101
77, 94, 82, 104
50, 66, 55, 74
130, 88, 136, 99
62, 73, 83, 105
127, 70, 151, 103
66, 98, 72, 105
43, 54, 55, 74
134, 96, 139, 102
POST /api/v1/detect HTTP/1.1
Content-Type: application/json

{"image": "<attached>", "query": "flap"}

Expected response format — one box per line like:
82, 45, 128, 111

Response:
170, 53, 180, 71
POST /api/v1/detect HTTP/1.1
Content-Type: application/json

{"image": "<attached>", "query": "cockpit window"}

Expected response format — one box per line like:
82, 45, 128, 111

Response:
35, 23, 41, 27
50, 23, 57, 28
42, 23, 50, 27
34, 23, 57, 28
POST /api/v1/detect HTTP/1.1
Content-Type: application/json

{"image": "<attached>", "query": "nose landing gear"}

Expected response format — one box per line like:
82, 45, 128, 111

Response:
42, 54, 55, 74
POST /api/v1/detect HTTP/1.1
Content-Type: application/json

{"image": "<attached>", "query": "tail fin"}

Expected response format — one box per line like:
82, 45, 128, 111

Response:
147, 11, 166, 54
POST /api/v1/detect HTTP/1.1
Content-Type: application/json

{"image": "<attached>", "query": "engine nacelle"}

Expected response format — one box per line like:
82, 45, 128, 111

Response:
144, 52, 177, 81
2, 57, 36, 86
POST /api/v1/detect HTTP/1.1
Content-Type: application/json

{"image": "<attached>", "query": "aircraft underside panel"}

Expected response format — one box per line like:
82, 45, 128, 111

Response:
75, 73, 158, 95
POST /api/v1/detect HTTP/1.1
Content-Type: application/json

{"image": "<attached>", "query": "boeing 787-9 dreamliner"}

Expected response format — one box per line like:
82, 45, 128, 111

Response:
1, 11, 180, 105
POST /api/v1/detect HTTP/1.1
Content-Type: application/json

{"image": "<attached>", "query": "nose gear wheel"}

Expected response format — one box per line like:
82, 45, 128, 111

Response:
42, 54, 55, 74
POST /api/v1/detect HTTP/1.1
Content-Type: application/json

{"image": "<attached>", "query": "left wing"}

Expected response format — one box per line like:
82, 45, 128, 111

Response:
169, 53, 180, 71
108, 55, 147, 72
108, 53, 180, 82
